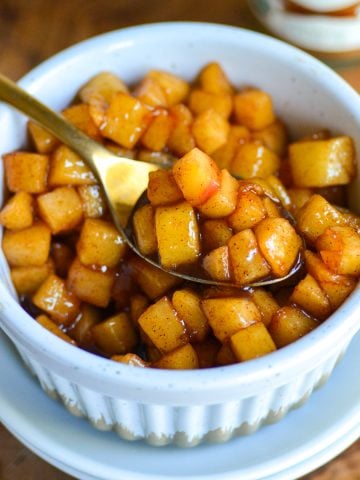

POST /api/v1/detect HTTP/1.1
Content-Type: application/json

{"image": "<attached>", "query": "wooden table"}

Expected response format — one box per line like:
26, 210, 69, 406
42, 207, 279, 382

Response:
0, 1, 359, 479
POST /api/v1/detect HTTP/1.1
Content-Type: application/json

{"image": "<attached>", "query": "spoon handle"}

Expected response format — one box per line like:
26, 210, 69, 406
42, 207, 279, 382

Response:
0, 73, 104, 173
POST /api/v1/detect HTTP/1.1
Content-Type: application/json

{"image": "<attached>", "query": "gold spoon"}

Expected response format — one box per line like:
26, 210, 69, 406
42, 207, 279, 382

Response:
0, 73, 303, 288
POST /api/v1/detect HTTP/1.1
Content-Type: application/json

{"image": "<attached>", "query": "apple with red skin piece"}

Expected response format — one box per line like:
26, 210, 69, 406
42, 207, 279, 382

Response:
172, 148, 221, 207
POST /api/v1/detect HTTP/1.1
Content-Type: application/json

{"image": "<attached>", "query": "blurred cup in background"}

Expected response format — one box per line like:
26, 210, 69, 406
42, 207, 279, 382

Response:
249, 0, 360, 56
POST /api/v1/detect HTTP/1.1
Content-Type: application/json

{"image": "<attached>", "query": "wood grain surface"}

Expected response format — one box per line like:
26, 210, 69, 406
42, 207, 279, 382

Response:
0, 1, 360, 479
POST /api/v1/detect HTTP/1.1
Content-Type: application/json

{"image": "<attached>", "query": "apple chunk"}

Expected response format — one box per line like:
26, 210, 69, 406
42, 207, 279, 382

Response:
201, 296, 261, 343
172, 147, 221, 206
230, 322, 276, 361
138, 296, 188, 353
255, 218, 302, 278
228, 229, 271, 285
316, 226, 360, 276
155, 201, 200, 268
198, 169, 238, 218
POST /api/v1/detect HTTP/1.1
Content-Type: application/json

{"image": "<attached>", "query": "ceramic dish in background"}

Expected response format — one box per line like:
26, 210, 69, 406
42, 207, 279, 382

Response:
0, 22, 360, 447
250, 0, 360, 53
290, 0, 359, 11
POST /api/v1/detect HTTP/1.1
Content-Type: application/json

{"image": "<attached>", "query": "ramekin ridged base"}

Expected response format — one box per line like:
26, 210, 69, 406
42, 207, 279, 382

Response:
13, 340, 347, 446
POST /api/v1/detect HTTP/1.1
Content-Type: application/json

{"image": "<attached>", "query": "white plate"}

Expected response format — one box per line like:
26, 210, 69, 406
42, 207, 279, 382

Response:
1, 329, 360, 480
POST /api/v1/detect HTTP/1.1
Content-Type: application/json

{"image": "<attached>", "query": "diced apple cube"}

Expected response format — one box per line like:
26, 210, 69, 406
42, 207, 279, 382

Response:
297, 194, 346, 243
188, 89, 233, 118
262, 197, 281, 218
201, 296, 261, 342
201, 219, 233, 253
255, 218, 302, 278
36, 315, 76, 345
234, 88, 275, 130
79, 71, 129, 105
154, 344, 199, 370
269, 306, 318, 348
48, 145, 96, 186
230, 322, 276, 361
33, 274, 81, 325
192, 109, 230, 155
37, 186, 83, 234
102, 92, 150, 149
198, 62, 233, 95
250, 288, 280, 327
141, 108, 174, 151
167, 104, 195, 156
230, 142, 280, 179
172, 148, 221, 206
11, 259, 54, 295
78, 185, 107, 218
289, 136, 356, 187
28, 121, 59, 154
169, 103, 193, 125
228, 229, 271, 285
198, 169, 238, 218
3, 151, 49, 193
252, 120, 288, 156
77, 218, 127, 268
87, 97, 107, 129
0, 191, 33, 230
146, 70, 190, 106
316, 226, 360, 276
62, 103, 101, 141
305, 250, 357, 309
147, 170, 183, 207
132, 204, 158, 256
133, 77, 168, 107
172, 288, 209, 343
2, 221, 51, 267
128, 256, 180, 300
265, 175, 292, 209
155, 201, 200, 268
92, 312, 137, 355
228, 190, 266, 231
67, 258, 115, 308
168, 123, 196, 156
67, 303, 102, 347
212, 125, 251, 170
202, 245, 231, 281
111, 353, 148, 367
290, 273, 332, 319
138, 296, 188, 353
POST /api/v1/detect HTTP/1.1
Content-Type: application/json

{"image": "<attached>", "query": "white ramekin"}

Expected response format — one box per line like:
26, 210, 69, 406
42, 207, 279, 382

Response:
0, 22, 360, 447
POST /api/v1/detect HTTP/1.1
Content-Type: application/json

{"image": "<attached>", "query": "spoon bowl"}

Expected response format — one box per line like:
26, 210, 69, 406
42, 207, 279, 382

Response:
125, 190, 305, 288
0, 72, 303, 288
